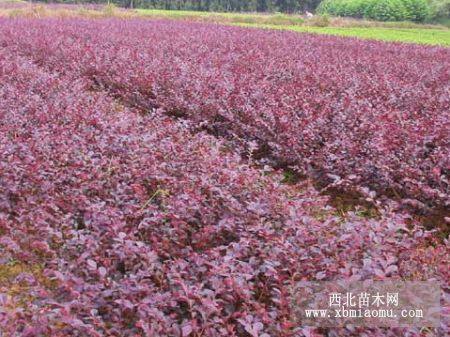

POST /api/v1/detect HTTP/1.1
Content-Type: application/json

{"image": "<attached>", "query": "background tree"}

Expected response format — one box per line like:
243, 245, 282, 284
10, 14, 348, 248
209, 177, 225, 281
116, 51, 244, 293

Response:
38, 0, 324, 12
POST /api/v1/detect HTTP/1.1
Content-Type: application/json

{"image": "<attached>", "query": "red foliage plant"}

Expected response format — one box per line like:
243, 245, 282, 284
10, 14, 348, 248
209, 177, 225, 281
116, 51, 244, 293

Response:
4, 18, 448, 208
0, 18, 448, 336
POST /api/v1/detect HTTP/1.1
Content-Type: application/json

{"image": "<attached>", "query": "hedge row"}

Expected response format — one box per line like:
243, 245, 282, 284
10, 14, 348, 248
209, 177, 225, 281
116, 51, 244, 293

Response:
5, 19, 449, 209
10, 19, 449, 209
317, 0, 431, 22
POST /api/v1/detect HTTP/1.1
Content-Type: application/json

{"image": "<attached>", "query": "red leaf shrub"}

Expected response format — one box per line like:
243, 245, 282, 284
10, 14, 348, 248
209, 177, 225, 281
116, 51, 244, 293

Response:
2, 18, 448, 209
0, 19, 448, 336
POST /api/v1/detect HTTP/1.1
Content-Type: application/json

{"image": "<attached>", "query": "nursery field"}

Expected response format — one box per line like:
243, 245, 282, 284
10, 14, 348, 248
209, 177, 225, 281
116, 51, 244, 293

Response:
0, 17, 449, 336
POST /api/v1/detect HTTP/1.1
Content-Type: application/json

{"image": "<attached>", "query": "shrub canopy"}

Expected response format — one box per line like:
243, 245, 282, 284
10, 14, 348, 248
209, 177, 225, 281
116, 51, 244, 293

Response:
318, 0, 431, 21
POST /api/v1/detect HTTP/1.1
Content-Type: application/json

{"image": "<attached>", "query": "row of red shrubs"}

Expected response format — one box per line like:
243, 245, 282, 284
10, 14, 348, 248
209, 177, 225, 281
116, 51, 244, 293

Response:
0, 18, 448, 336
6, 18, 449, 210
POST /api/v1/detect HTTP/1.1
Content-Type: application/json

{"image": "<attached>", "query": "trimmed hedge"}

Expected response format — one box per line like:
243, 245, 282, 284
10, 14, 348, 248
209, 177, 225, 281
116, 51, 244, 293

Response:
317, 0, 431, 22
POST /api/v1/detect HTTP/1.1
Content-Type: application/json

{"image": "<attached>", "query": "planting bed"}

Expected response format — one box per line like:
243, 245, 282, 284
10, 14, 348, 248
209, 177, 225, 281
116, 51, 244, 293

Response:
0, 18, 448, 336
4, 18, 448, 210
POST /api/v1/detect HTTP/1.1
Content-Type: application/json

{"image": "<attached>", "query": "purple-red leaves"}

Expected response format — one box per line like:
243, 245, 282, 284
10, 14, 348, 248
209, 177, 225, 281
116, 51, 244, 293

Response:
0, 18, 448, 337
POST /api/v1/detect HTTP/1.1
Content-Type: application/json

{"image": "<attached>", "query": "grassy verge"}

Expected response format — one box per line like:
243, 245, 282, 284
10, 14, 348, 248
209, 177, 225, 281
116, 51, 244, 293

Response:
234, 23, 450, 46
136, 9, 448, 28
136, 9, 450, 46
136, 8, 306, 25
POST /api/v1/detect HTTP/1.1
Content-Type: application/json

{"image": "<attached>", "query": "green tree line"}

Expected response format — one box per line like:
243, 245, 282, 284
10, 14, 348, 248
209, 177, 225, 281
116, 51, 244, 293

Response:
317, 0, 449, 22
39, 0, 323, 12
